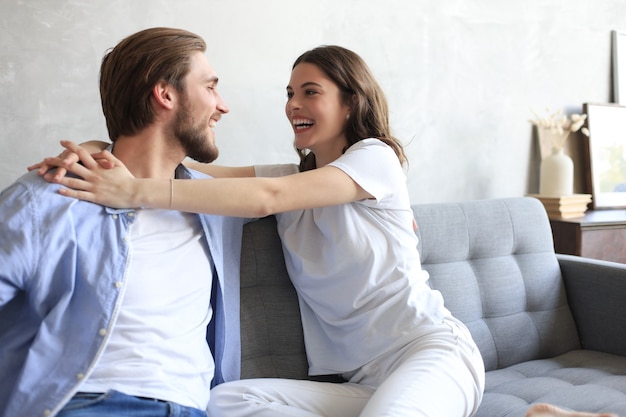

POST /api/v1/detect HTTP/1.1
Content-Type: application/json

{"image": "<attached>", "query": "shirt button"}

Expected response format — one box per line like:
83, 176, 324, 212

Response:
123, 236, 129, 242
76, 373, 85, 380
112, 214, 118, 219
114, 281, 122, 289
99, 328, 107, 336
127, 212, 135, 217
43, 410, 51, 416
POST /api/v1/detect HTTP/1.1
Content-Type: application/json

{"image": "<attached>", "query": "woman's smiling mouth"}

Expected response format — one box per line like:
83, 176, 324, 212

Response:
292, 118, 315, 131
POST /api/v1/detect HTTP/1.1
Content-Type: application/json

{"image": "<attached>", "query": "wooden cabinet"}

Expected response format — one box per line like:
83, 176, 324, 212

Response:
549, 210, 626, 263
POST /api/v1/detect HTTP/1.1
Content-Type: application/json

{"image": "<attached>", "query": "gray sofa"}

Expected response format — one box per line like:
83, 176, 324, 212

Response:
238, 197, 626, 416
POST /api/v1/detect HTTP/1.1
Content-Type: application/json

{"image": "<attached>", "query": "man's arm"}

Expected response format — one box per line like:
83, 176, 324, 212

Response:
184, 162, 255, 178
0, 181, 37, 306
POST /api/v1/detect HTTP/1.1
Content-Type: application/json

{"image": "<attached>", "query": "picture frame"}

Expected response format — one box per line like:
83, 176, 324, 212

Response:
613, 30, 626, 105
582, 103, 626, 209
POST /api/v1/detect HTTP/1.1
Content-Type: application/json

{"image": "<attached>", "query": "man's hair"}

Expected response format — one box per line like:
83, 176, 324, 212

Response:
99, 27, 206, 141
292, 45, 407, 171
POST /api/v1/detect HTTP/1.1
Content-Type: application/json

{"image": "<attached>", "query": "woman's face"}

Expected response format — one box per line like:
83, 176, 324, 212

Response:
285, 63, 351, 160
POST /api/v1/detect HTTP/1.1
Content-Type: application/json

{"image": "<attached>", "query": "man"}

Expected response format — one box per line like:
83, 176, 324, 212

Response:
0, 27, 244, 417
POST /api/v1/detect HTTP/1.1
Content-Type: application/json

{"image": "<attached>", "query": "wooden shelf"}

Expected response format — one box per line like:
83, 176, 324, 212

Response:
550, 209, 626, 263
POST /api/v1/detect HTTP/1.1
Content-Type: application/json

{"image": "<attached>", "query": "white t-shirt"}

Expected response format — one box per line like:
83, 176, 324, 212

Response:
80, 209, 215, 409
255, 139, 451, 375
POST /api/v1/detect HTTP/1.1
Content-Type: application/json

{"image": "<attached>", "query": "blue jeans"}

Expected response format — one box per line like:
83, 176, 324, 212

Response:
57, 390, 207, 417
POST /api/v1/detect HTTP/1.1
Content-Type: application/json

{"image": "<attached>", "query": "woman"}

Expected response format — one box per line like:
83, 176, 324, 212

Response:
41, 45, 485, 417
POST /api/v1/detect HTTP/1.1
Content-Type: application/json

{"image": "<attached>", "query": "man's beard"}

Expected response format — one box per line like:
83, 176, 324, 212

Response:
173, 97, 219, 163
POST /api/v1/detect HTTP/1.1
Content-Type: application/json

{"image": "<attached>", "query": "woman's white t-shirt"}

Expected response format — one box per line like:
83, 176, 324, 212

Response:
255, 139, 451, 375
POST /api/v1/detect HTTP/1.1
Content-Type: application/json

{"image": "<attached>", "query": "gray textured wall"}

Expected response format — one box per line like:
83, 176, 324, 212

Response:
1, 0, 624, 203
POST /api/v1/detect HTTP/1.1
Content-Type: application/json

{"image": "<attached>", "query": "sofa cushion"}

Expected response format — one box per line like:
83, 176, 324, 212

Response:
412, 197, 581, 371
476, 349, 626, 417
239, 216, 309, 380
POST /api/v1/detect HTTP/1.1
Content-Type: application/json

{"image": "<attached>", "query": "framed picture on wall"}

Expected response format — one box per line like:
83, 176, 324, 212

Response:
613, 30, 626, 104
583, 103, 626, 209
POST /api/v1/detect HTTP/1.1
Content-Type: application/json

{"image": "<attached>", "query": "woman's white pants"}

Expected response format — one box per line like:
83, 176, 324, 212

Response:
207, 317, 485, 417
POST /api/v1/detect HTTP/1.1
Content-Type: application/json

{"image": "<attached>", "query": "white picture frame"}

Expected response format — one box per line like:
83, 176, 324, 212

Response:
583, 103, 626, 209
613, 30, 626, 105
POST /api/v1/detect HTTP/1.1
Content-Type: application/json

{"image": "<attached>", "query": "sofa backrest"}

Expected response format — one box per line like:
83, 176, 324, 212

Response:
413, 197, 580, 371
239, 215, 309, 379
238, 197, 581, 379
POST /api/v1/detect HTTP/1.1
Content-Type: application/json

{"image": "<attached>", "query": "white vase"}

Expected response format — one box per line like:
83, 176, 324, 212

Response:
539, 147, 574, 196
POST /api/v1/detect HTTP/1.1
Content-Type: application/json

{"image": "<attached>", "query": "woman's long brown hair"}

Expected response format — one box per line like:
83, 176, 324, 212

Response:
292, 45, 407, 171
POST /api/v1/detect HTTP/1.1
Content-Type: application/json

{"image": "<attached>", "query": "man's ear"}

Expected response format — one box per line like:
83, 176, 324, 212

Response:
152, 80, 176, 110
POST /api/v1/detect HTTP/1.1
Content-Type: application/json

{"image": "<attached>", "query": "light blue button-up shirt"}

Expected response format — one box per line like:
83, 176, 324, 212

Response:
0, 165, 245, 417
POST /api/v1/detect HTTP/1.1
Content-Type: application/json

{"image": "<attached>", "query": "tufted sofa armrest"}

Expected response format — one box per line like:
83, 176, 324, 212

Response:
558, 254, 626, 357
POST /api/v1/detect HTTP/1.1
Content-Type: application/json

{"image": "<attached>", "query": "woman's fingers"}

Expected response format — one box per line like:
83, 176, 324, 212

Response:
60, 140, 99, 169
38, 141, 138, 208
90, 150, 121, 170
28, 157, 68, 177
55, 174, 93, 192
39, 157, 69, 181
57, 181, 98, 204
26, 161, 43, 172
59, 142, 122, 171
30, 141, 120, 191
43, 160, 93, 184
27, 143, 80, 175
53, 167, 107, 205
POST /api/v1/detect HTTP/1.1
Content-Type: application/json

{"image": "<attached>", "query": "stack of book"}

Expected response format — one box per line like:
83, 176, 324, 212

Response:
529, 194, 592, 219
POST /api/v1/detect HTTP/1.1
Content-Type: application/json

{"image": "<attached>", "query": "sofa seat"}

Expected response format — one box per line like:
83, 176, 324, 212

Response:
478, 350, 626, 416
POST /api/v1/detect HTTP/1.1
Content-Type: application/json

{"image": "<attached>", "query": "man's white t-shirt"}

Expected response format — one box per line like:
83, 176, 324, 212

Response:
80, 209, 214, 409
255, 139, 451, 375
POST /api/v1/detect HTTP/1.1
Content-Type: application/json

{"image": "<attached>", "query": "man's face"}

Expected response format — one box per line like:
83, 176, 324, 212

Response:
173, 51, 229, 163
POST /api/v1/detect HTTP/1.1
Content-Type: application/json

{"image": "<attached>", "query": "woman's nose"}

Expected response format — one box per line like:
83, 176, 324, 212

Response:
286, 96, 300, 111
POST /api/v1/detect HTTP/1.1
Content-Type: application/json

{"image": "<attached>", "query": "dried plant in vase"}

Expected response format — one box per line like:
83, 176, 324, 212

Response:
529, 108, 590, 156
529, 108, 590, 197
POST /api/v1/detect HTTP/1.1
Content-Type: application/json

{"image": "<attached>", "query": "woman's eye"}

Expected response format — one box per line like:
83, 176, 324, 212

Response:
286, 91, 294, 99
305, 90, 317, 96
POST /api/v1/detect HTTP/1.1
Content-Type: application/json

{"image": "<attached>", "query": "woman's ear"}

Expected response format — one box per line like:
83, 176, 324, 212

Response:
152, 80, 176, 110
346, 93, 358, 116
